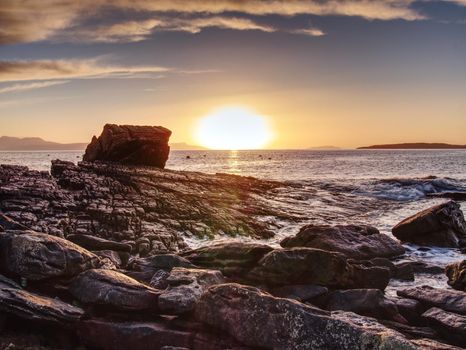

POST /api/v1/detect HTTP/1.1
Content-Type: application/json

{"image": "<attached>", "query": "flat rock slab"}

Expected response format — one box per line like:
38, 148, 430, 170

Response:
67, 234, 132, 253
248, 248, 391, 290
0, 231, 101, 280
423, 307, 466, 347
194, 283, 417, 350
70, 269, 160, 311
281, 224, 405, 260
0, 287, 83, 324
392, 201, 466, 247
397, 285, 466, 315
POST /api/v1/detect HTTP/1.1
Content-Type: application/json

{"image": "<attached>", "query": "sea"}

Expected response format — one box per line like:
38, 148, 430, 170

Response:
1, 149, 466, 294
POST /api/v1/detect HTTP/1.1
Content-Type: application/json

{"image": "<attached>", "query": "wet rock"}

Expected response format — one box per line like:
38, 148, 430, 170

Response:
127, 254, 195, 283
446, 259, 466, 291
248, 248, 391, 290
270, 284, 328, 302
395, 260, 444, 275
69, 269, 160, 311
194, 283, 416, 350
397, 285, 466, 315
181, 242, 274, 278
393, 298, 425, 325
423, 307, 466, 347
0, 287, 83, 325
0, 231, 101, 280
158, 267, 225, 314
392, 201, 466, 247
393, 261, 415, 281
281, 224, 405, 260
67, 234, 132, 253
324, 289, 406, 323
83, 124, 172, 168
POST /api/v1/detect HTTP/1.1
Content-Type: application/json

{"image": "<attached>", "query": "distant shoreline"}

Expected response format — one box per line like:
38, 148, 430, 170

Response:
358, 143, 466, 150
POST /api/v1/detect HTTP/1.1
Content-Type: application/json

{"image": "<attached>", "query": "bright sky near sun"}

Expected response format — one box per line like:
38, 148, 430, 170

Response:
1, 0, 466, 149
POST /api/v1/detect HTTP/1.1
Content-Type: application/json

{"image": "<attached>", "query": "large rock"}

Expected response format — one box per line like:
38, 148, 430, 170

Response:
0, 231, 101, 280
397, 286, 466, 315
67, 234, 132, 253
83, 124, 171, 168
181, 242, 274, 277
392, 201, 466, 247
158, 267, 225, 314
0, 287, 83, 325
194, 283, 417, 350
281, 224, 405, 260
324, 289, 406, 323
423, 307, 466, 347
69, 269, 160, 311
248, 248, 391, 290
446, 259, 466, 291
127, 254, 195, 283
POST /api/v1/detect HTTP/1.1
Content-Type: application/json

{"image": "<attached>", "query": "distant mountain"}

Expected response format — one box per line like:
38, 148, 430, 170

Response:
0, 136, 86, 151
170, 142, 207, 150
308, 145, 341, 150
358, 143, 466, 150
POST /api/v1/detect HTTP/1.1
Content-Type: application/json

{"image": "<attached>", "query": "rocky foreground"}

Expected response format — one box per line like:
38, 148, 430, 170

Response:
0, 160, 466, 349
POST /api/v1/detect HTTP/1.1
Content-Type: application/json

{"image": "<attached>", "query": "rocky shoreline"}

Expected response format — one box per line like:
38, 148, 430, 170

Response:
1, 125, 466, 349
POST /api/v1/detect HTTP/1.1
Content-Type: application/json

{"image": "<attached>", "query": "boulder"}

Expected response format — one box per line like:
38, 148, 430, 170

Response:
423, 307, 466, 347
446, 260, 466, 291
126, 254, 195, 283
181, 242, 273, 278
158, 267, 225, 314
67, 234, 132, 253
194, 283, 417, 350
324, 289, 406, 323
281, 224, 405, 260
397, 286, 466, 315
392, 201, 466, 247
93, 250, 122, 268
83, 124, 171, 168
0, 287, 83, 325
248, 248, 391, 290
69, 269, 160, 311
393, 298, 426, 325
0, 231, 101, 280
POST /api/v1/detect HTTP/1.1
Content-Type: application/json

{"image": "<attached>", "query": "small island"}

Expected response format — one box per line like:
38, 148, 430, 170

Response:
358, 142, 466, 150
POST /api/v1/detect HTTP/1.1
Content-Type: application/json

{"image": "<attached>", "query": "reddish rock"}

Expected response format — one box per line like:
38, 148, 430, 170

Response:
446, 259, 466, 291
83, 124, 172, 168
423, 307, 466, 347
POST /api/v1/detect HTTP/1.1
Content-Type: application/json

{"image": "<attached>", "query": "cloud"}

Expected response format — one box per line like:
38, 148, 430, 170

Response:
0, 80, 69, 94
292, 27, 326, 37
0, 0, 426, 45
0, 59, 169, 82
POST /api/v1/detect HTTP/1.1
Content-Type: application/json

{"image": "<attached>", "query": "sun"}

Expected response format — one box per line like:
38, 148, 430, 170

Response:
195, 106, 272, 150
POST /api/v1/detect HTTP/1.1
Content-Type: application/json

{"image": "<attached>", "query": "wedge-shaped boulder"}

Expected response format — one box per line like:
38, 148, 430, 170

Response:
397, 285, 466, 315
422, 307, 466, 347
158, 267, 225, 314
0, 231, 101, 280
70, 269, 160, 311
248, 248, 391, 290
181, 242, 273, 278
392, 201, 466, 247
0, 287, 83, 324
281, 224, 405, 260
194, 283, 416, 350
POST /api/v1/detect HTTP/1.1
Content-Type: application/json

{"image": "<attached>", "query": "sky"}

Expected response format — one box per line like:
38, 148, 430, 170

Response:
1, 0, 466, 149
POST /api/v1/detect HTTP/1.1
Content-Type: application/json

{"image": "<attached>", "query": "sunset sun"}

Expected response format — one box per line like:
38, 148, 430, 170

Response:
196, 106, 272, 150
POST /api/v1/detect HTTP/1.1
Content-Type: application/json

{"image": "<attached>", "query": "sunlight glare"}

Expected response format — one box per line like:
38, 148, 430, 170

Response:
196, 106, 272, 150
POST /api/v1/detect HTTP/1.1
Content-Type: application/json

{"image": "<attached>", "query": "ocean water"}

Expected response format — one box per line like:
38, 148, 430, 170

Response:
1, 149, 466, 292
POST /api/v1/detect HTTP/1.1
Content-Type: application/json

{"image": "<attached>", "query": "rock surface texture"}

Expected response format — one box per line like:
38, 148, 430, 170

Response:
83, 124, 172, 168
392, 201, 466, 247
281, 224, 405, 259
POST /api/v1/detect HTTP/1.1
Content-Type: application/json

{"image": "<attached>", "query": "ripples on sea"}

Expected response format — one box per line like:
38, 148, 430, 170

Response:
1, 149, 465, 290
